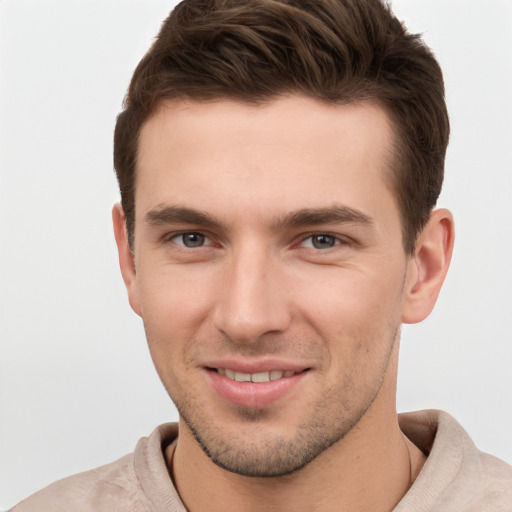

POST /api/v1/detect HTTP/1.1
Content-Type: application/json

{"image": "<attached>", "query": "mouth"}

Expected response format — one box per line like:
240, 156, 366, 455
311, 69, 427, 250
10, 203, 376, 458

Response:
204, 366, 310, 408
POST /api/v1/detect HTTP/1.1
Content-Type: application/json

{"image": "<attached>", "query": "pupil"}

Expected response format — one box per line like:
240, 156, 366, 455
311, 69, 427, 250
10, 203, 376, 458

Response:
312, 234, 335, 249
183, 233, 205, 247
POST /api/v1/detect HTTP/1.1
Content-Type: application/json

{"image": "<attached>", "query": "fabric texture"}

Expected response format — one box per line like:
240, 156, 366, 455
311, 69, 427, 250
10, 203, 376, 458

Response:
12, 410, 512, 511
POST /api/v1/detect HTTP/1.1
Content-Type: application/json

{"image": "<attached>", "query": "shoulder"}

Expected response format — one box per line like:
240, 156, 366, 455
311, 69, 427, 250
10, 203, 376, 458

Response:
12, 423, 180, 512
12, 453, 143, 512
397, 410, 512, 511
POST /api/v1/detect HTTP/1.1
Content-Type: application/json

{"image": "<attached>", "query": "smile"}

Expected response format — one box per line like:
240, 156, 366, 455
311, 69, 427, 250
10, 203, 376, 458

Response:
216, 368, 297, 382
206, 366, 310, 408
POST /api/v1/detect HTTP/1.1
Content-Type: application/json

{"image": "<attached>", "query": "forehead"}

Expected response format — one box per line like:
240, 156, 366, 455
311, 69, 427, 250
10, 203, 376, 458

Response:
135, 96, 398, 227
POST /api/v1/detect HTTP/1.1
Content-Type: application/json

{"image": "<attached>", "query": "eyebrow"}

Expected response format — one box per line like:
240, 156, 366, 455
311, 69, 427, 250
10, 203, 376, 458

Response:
144, 204, 373, 230
275, 206, 374, 229
145, 205, 223, 229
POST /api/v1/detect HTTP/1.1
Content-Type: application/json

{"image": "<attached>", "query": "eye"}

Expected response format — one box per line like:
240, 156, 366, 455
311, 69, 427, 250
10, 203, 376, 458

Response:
172, 232, 208, 248
301, 233, 342, 249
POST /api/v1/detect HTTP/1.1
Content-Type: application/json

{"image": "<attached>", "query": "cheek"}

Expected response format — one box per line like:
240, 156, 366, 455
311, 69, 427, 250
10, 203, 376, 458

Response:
296, 270, 404, 403
136, 265, 220, 378
138, 264, 216, 328
296, 265, 406, 345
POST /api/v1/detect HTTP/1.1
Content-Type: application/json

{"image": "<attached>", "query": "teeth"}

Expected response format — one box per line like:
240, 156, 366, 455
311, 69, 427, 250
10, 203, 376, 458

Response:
234, 372, 252, 382
252, 371, 272, 383
217, 369, 296, 382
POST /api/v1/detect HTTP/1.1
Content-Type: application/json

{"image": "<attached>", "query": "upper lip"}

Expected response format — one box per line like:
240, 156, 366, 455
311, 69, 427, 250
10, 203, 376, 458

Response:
203, 358, 310, 374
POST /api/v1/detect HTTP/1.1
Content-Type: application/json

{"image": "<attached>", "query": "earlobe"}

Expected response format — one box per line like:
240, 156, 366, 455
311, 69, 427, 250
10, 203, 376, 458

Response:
112, 203, 142, 317
402, 208, 455, 324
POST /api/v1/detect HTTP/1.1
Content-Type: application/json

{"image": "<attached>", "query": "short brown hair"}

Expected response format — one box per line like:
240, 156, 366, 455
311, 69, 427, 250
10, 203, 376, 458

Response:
114, 0, 449, 254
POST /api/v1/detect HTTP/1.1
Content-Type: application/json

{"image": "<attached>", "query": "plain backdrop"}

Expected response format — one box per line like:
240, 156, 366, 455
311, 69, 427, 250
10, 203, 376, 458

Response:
1, 0, 511, 508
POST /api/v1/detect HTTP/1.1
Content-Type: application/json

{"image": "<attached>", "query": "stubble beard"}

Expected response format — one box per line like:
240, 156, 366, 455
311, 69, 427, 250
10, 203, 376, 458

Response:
178, 399, 373, 477
172, 344, 397, 478
158, 320, 401, 478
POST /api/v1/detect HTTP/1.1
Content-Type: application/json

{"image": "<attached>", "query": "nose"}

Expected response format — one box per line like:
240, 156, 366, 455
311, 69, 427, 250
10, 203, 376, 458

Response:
212, 244, 292, 344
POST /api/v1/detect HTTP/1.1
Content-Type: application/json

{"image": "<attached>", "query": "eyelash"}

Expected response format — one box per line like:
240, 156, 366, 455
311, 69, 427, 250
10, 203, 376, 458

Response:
165, 231, 349, 251
298, 233, 348, 250
167, 231, 214, 248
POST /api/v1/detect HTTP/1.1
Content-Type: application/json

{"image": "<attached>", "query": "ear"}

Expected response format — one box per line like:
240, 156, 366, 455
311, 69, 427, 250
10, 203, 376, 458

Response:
112, 203, 141, 317
402, 208, 455, 324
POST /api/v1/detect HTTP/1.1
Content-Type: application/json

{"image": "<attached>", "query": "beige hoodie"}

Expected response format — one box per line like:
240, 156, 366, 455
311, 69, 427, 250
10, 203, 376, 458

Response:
12, 410, 512, 512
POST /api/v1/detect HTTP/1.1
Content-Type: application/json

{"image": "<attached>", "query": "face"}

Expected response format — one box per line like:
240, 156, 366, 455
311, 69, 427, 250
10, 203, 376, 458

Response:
123, 96, 417, 477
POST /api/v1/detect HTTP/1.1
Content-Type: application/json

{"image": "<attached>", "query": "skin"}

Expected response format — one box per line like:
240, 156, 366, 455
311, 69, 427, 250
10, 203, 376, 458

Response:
114, 96, 454, 512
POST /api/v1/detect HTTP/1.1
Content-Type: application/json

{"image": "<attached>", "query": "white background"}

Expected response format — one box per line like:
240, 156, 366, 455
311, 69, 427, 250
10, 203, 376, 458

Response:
1, 0, 511, 508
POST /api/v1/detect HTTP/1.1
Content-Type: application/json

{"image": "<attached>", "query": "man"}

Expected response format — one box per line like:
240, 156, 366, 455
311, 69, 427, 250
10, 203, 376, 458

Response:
12, 0, 512, 510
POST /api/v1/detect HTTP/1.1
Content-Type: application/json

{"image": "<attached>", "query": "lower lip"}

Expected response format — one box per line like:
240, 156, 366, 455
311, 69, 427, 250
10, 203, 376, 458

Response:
205, 369, 308, 409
